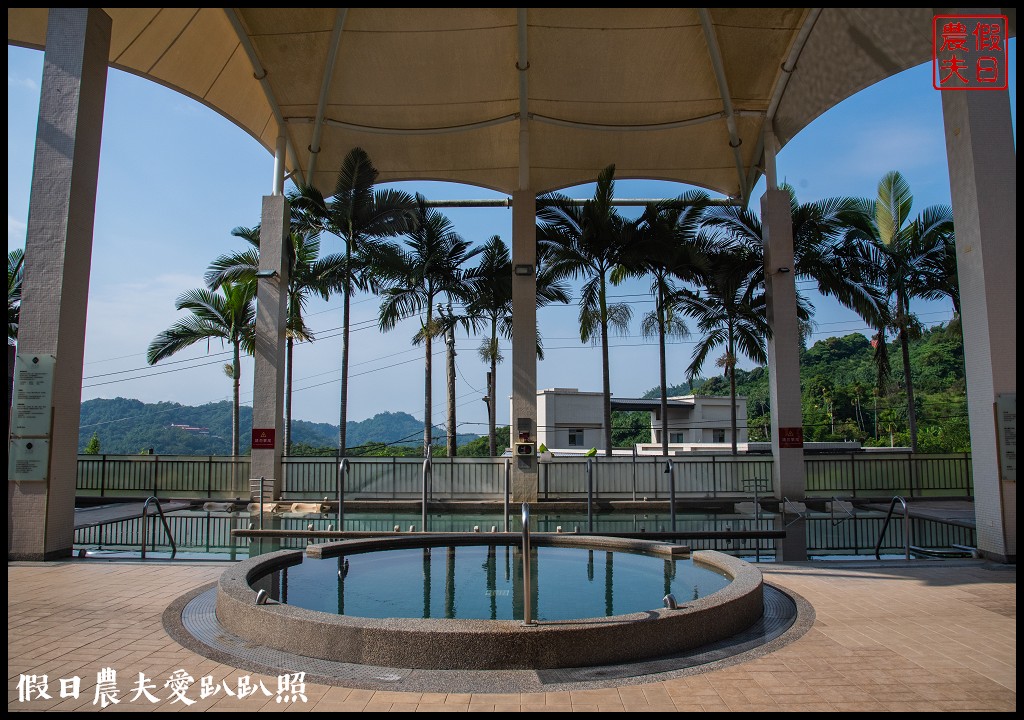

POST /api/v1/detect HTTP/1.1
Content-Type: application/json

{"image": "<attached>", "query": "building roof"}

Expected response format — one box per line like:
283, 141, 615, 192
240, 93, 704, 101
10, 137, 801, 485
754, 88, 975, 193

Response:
11, 8, 1002, 200
609, 397, 694, 412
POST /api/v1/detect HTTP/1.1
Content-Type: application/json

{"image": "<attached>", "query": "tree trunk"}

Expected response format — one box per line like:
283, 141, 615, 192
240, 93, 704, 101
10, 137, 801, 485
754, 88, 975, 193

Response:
284, 334, 293, 455
600, 277, 613, 456
658, 301, 668, 456
487, 368, 496, 456
424, 305, 433, 455
488, 317, 497, 457
231, 341, 240, 458
446, 323, 457, 458
338, 260, 351, 457
898, 299, 918, 452
728, 328, 738, 456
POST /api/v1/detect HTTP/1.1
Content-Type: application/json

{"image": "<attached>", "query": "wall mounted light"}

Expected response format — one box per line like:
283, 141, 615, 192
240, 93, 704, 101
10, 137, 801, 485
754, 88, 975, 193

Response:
514, 264, 534, 276
255, 269, 279, 278
776, 267, 790, 274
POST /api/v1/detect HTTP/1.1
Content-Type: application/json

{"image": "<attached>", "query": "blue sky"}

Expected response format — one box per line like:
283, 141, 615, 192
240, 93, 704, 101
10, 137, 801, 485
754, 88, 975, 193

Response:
7, 40, 1015, 437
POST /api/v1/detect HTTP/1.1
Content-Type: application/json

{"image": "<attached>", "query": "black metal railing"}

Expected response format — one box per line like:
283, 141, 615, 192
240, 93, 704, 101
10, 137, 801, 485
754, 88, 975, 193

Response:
76, 452, 973, 500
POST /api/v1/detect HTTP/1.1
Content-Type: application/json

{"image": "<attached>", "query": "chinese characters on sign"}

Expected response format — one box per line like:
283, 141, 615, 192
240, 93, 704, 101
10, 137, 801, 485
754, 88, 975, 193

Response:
778, 427, 804, 449
251, 428, 276, 449
9, 353, 56, 483
16, 670, 308, 706
933, 15, 1009, 90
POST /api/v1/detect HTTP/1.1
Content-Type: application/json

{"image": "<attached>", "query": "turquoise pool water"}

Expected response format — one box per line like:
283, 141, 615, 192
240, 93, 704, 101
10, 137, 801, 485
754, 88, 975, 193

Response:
72, 507, 975, 561
260, 545, 731, 621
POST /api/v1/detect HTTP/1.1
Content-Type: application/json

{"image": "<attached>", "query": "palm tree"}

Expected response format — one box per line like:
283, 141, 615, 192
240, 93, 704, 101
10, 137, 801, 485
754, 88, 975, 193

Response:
7, 248, 24, 417
8, 248, 24, 345
463, 235, 570, 455
678, 247, 773, 455
376, 195, 482, 456
290, 147, 415, 456
613, 191, 711, 455
538, 164, 633, 455
842, 170, 955, 452
147, 281, 255, 456
205, 225, 335, 454
701, 184, 884, 329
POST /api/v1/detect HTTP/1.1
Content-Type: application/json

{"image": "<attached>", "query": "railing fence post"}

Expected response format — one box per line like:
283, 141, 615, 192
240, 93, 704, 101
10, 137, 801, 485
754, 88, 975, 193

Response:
586, 458, 594, 532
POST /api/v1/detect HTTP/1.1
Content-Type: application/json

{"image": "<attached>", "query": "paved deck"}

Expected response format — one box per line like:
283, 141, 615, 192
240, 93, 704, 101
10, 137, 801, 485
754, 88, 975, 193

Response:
7, 556, 1014, 712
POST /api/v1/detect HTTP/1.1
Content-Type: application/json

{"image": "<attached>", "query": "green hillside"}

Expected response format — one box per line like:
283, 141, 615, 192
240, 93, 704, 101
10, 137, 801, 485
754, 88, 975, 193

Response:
639, 321, 969, 452
78, 399, 478, 455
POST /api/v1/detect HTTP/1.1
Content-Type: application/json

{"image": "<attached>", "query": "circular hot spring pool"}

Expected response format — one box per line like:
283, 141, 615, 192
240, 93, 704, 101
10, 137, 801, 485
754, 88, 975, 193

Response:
216, 535, 763, 670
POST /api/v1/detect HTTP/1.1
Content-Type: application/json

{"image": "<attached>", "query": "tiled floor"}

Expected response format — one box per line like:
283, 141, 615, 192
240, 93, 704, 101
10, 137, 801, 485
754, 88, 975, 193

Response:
8, 558, 1015, 712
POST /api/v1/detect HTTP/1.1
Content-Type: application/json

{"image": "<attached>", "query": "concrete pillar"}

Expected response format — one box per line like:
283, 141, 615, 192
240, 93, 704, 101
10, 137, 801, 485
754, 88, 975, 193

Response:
941, 87, 1016, 563
510, 190, 538, 502
762, 188, 807, 561
7, 9, 111, 561
249, 196, 290, 498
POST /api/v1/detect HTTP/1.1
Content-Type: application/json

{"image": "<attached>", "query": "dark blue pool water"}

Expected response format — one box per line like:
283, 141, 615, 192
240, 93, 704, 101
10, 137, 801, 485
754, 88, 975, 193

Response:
265, 545, 731, 621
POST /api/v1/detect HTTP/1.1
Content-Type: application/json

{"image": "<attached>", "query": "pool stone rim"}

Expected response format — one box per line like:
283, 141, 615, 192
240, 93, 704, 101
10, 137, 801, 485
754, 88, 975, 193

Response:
216, 535, 763, 670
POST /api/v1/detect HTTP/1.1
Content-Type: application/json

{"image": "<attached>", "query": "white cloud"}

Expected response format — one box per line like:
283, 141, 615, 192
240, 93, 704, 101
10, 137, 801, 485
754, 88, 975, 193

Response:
7, 72, 38, 92
8, 215, 27, 245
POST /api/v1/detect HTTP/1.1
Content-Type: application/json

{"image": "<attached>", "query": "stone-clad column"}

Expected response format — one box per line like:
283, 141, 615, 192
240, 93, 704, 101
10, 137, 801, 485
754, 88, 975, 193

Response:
8, 9, 111, 561
941, 87, 1016, 563
249, 195, 290, 498
762, 188, 807, 561
511, 190, 538, 502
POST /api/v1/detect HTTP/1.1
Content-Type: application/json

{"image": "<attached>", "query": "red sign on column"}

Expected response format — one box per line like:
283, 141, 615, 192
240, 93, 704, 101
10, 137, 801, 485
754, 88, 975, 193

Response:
251, 428, 276, 449
933, 15, 1008, 90
778, 427, 804, 449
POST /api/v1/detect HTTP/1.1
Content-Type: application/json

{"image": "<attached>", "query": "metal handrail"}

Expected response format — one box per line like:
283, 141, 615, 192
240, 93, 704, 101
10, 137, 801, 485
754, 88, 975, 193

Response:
521, 502, 534, 625
503, 459, 510, 532
874, 496, 911, 560
831, 495, 854, 526
337, 458, 348, 531
421, 454, 432, 532
585, 459, 594, 532
781, 496, 805, 528
665, 460, 676, 532
140, 496, 176, 559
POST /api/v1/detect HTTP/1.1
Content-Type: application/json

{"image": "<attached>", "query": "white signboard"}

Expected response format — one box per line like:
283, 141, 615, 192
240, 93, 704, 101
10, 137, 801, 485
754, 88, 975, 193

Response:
9, 439, 50, 482
996, 394, 1016, 482
12, 353, 56, 437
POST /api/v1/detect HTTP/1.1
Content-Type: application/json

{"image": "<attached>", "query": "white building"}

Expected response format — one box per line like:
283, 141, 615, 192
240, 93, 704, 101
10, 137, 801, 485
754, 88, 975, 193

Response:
527, 388, 747, 453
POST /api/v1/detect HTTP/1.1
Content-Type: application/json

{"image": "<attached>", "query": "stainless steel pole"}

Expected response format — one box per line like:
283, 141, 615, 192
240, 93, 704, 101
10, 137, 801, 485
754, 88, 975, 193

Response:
522, 502, 534, 625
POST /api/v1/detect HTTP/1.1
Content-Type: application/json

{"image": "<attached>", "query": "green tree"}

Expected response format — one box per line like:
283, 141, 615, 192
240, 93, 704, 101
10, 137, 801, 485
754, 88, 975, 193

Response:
611, 410, 650, 448
206, 226, 335, 454
83, 432, 101, 455
614, 191, 710, 454
290, 147, 416, 456
8, 248, 24, 345
843, 170, 956, 452
679, 248, 773, 455
376, 195, 482, 456
458, 426, 512, 457
147, 282, 255, 456
701, 184, 884, 333
539, 164, 633, 455
463, 235, 569, 455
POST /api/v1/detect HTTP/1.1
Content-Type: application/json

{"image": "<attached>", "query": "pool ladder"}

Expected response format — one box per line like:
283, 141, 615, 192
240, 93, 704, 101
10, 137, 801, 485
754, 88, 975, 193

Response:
874, 496, 911, 561
521, 502, 535, 626
140, 496, 176, 560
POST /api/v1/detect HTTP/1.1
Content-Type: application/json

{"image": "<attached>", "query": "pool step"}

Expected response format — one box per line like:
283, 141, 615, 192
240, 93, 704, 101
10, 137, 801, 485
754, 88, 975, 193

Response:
909, 545, 976, 559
